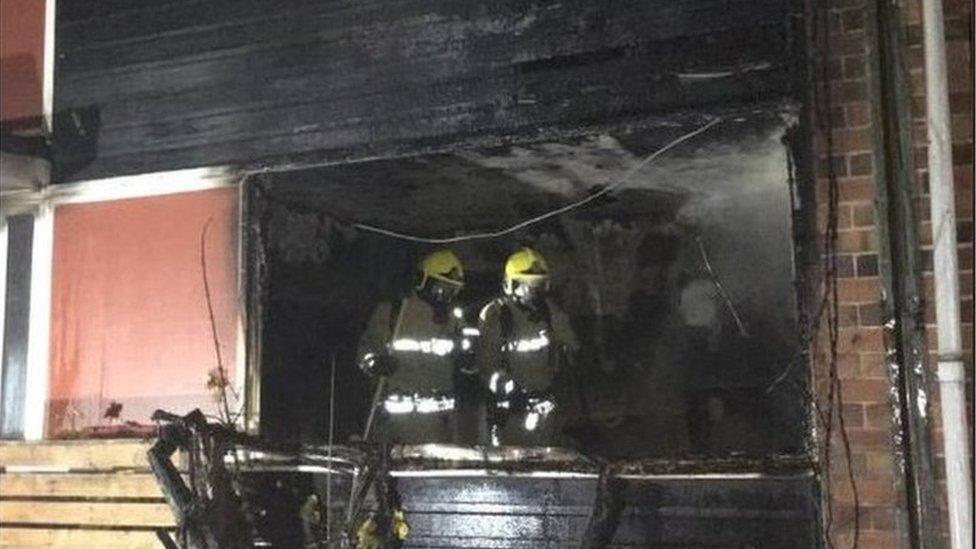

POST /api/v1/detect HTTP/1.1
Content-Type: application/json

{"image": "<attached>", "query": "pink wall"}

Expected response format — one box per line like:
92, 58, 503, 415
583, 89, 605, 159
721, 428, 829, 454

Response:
0, 0, 45, 125
48, 188, 239, 436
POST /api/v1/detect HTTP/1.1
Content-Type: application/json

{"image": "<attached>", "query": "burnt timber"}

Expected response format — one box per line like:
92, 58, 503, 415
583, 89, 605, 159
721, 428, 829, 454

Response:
53, 0, 803, 181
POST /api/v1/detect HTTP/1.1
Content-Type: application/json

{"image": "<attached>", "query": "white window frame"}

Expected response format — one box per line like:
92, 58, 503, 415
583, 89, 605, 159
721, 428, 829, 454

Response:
2, 166, 245, 440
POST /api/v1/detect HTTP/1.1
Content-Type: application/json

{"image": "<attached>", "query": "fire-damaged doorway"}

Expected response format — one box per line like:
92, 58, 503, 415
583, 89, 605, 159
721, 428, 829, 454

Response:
242, 109, 822, 547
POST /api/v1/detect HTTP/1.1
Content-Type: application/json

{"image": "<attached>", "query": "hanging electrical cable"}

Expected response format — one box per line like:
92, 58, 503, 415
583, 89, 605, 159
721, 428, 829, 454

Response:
812, 0, 860, 547
350, 117, 722, 244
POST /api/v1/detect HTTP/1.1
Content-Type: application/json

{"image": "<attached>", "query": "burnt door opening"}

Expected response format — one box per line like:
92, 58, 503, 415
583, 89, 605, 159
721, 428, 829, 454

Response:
249, 110, 811, 460
238, 109, 823, 548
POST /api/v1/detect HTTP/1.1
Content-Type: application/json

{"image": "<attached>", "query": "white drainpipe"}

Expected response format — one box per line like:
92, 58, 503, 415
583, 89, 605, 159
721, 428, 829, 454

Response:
922, 0, 973, 548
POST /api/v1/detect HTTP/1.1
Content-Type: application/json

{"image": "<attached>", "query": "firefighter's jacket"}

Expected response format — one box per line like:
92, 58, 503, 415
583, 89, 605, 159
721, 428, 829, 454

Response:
475, 296, 580, 445
357, 295, 471, 444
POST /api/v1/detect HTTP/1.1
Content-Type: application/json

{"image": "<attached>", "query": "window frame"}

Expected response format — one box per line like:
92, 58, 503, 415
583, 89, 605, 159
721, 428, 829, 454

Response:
0, 166, 245, 440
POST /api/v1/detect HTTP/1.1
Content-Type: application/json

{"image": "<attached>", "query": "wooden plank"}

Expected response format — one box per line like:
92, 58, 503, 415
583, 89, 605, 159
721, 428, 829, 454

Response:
58, 0, 784, 75
51, 0, 802, 181
0, 473, 163, 498
0, 527, 163, 548
0, 501, 174, 527
69, 25, 790, 132
0, 441, 152, 470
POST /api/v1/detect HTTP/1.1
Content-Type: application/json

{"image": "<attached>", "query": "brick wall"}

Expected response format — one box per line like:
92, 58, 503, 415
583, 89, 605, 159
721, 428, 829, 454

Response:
810, 0, 973, 548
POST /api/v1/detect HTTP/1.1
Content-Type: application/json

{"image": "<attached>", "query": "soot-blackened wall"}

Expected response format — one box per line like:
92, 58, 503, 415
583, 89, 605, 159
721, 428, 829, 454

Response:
54, 0, 803, 181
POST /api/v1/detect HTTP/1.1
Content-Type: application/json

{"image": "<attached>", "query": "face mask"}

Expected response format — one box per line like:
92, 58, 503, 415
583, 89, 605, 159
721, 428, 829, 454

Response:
425, 278, 461, 304
510, 279, 548, 309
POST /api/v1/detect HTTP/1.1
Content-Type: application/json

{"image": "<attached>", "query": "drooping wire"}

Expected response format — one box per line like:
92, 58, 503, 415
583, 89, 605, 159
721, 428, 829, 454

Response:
351, 117, 722, 244
695, 236, 750, 337
326, 352, 337, 545
811, 0, 860, 546
201, 217, 235, 427
200, 217, 259, 542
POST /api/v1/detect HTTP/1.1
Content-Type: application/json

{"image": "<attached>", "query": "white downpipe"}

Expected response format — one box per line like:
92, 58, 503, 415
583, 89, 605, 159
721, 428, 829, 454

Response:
23, 203, 54, 440
0, 220, 8, 402
922, 1, 972, 548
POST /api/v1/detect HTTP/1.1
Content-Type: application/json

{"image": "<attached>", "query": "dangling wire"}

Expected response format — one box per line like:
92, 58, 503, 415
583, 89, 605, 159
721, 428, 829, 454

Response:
200, 217, 235, 427
812, 0, 860, 546
351, 117, 722, 244
695, 236, 750, 337
326, 352, 337, 545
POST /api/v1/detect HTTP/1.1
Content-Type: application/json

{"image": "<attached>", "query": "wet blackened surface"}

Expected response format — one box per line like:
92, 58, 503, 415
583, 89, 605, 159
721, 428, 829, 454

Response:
395, 476, 820, 548
240, 470, 820, 548
53, 0, 803, 181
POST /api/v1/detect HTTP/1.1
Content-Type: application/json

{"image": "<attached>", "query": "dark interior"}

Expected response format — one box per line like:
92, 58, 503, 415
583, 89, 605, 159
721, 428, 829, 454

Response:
254, 111, 811, 459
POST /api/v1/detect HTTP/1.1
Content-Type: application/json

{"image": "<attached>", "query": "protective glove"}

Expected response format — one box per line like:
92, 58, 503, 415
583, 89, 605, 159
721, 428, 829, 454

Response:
359, 352, 398, 377
452, 345, 477, 375
487, 370, 517, 398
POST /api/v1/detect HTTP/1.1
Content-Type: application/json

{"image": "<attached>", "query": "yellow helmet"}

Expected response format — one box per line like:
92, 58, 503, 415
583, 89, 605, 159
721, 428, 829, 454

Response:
504, 247, 550, 283
418, 249, 464, 287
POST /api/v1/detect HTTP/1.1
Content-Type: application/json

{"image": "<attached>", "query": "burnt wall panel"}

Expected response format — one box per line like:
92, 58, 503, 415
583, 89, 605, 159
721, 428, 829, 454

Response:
54, 0, 803, 181
241, 472, 821, 548
392, 476, 820, 548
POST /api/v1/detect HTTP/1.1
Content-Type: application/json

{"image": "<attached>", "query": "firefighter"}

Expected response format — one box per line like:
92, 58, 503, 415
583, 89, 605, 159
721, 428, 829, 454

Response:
476, 247, 580, 447
356, 249, 478, 444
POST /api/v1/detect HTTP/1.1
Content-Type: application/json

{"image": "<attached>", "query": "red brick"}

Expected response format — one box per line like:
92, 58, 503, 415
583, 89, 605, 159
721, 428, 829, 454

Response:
838, 176, 876, 201
832, 128, 873, 151
833, 32, 869, 57
852, 203, 875, 226
837, 352, 861, 379
906, 44, 925, 70
842, 530, 900, 549
864, 402, 894, 429
855, 253, 879, 277
836, 253, 856, 277
831, 503, 861, 531
831, 478, 896, 506
842, 403, 865, 427
848, 152, 873, 176
863, 506, 896, 531
837, 204, 854, 229
958, 220, 974, 243
842, 54, 866, 79
818, 155, 849, 178
858, 302, 884, 326
961, 299, 974, 323
839, 304, 860, 327
835, 80, 868, 103
846, 102, 871, 127
858, 352, 888, 378
915, 195, 932, 221
951, 117, 973, 145
924, 299, 937, 323
952, 142, 974, 165
845, 428, 891, 449
954, 164, 973, 191
949, 90, 973, 114
959, 246, 973, 271
956, 187, 974, 217
838, 278, 881, 303
837, 326, 885, 353
841, 10, 865, 31
841, 378, 889, 403
837, 229, 878, 252
864, 450, 895, 477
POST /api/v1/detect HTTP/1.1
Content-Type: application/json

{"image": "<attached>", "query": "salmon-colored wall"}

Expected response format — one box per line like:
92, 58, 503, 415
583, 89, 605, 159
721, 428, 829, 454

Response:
48, 188, 239, 436
0, 0, 45, 124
